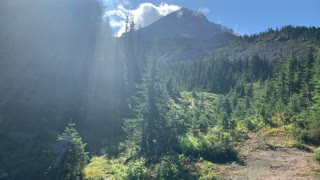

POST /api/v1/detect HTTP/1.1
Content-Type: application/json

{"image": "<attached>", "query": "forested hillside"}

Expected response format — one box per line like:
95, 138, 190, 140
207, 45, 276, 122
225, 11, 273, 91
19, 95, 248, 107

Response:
82, 21, 320, 180
0, 1, 319, 179
87, 25, 320, 179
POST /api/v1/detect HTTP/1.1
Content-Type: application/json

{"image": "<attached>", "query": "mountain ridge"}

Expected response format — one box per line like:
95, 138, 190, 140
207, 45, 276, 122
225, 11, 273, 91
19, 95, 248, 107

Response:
121, 7, 237, 62
122, 7, 235, 41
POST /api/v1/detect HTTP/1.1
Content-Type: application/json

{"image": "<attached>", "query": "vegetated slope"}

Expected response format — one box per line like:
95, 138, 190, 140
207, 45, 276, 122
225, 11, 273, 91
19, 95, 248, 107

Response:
163, 26, 320, 94
211, 26, 320, 61
83, 91, 239, 179
156, 25, 320, 179
1, 2, 320, 179
83, 89, 320, 179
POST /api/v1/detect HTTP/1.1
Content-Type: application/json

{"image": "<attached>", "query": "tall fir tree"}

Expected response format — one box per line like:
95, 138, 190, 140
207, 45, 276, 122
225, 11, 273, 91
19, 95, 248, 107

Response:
49, 123, 88, 180
124, 56, 174, 162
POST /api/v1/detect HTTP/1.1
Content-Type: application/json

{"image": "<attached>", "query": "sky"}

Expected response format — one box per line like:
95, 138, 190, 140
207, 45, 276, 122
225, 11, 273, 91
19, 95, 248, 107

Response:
102, 0, 320, 37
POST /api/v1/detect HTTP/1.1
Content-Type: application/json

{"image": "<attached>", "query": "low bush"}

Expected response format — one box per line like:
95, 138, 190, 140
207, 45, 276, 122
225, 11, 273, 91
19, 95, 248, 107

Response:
180, 128, 238, 163
127, 159, 150, 179
153, 155, 197, 179
83, 156, 108, 180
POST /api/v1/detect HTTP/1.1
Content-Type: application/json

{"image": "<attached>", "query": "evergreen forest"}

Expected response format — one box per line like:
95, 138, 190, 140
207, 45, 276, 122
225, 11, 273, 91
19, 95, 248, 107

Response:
0, 1, 320, 179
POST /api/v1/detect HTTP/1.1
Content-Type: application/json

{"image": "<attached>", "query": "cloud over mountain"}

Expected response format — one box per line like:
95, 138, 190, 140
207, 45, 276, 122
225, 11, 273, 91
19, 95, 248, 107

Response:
105, 3, 180, 37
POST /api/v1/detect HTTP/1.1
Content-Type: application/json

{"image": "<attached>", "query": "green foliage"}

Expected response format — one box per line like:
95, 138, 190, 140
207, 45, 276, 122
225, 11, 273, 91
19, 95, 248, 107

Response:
127, 159, 150, 180
124, 56, 177, 162
108, 162, 129, 179
294, 108, 320, 145
49, 123, 89, 180
154, 155, 197, 180
197, 161, 218, 180
95, 27, 319, 179
163, 53, 273, 95
154, 156, 180, 179
287, 93, 305, 116
119, 155, 199, 180
83, 156, 108, 180
239, 26, 320, 44
180, 128, 238, 163
83, 155, 130, 180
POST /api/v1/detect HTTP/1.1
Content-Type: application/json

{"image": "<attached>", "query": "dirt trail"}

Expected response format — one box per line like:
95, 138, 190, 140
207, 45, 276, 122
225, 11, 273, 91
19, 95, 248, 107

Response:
217, 133, 320, 180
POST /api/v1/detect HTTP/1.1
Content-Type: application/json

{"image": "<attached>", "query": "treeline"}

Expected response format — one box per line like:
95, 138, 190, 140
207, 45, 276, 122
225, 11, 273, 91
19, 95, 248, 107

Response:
239, 25, 320, 44
163, 54, 272, 94
163, 46, 320, 145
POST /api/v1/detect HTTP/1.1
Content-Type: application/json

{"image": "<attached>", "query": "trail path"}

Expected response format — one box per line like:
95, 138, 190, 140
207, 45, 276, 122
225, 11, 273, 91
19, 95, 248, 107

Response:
217, 132, 320, 180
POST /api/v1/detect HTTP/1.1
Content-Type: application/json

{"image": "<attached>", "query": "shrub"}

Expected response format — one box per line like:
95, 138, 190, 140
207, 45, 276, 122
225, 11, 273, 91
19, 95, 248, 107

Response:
83, 156, 108, 180
154, 156, 179, 179
84, 155, 128, 180
127, 159, 149, 179
196, 161, 218, 180
109, 162, 128, 179
153, 155, 197, 179
49, 123, 89, 180
180, 128, 238, 163
294, 110, 320, 145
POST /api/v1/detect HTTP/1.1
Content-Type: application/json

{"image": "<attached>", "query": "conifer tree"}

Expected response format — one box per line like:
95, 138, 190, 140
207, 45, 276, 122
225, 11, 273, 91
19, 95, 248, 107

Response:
286, 52, 299, 96
50, 123, 88, 180
124, 56, 173, 162
303, 47, 315, 102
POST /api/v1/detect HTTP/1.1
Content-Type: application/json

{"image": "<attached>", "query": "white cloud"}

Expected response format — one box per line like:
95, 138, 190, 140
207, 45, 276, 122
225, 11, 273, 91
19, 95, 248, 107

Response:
105, 3, 180, 37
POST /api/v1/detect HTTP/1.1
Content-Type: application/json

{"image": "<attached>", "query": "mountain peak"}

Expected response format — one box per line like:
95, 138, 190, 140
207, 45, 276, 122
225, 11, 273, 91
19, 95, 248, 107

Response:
173, 7, 208, 23
136, 7, 233, 40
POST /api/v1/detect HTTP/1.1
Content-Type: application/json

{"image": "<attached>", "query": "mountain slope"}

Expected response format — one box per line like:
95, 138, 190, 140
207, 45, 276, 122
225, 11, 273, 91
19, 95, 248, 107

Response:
122, 8, 237, 62
138, 7, 234, 40
211, 26, 320, 61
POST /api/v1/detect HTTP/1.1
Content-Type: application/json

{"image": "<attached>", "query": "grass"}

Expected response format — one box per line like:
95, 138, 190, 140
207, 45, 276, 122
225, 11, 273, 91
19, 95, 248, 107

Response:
83, 156, 109, 180
83, 155, 129, 180
314, 148, 320, 162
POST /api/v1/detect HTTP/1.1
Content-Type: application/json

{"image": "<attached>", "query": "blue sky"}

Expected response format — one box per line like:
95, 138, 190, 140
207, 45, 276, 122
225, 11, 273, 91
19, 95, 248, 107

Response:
103, 0, 319, 36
